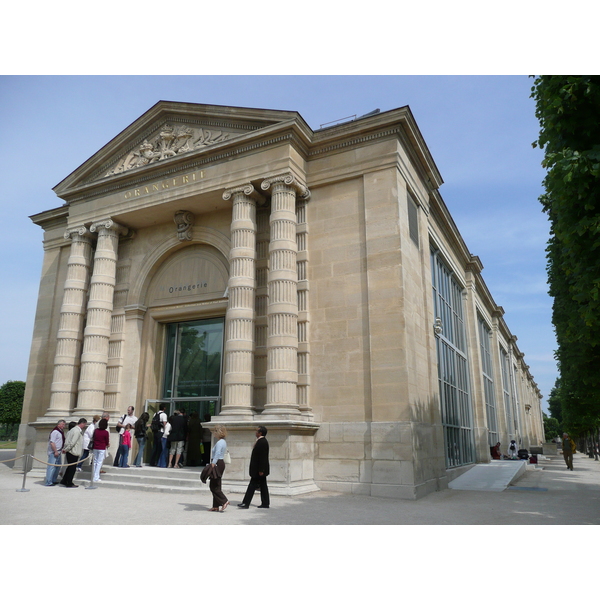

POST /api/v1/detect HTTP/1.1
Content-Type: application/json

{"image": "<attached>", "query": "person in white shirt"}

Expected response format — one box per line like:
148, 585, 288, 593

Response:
79, 415, 100, 471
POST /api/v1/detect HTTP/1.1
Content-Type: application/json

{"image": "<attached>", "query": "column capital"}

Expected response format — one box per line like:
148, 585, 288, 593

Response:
261, 173, 310, 200
90, 218, 130, 237
223, 183, 266, 204
64, 225, 95, 241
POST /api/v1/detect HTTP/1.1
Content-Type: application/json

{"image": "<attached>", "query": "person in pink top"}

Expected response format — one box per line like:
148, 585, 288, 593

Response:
118, 424, 133, 468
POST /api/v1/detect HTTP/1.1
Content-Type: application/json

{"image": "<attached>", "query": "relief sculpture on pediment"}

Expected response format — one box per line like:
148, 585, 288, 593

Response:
104, 123, 231, 177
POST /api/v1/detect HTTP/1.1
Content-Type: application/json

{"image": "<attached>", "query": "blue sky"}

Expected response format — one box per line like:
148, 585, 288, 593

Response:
0, 75, 556, 410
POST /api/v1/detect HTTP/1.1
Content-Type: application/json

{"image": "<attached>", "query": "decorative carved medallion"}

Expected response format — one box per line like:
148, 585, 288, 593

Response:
174, 210, 195, 241
104, 123, 232, 177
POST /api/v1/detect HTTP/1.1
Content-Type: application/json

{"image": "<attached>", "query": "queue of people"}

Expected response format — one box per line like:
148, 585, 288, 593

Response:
44, 410, 272, 512
47, 406, 215, 481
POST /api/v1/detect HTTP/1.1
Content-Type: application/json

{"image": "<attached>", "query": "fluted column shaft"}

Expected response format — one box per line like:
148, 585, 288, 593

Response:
221, 185, 261, 417
75, 219, 128, 415
261, 174, 310, 416
45, 227, 94, 417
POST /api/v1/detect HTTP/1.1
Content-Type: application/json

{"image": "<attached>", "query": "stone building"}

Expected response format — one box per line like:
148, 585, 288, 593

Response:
18, 101, 544, 499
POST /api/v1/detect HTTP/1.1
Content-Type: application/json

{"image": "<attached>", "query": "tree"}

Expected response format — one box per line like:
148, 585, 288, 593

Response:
543, 413, 561, 442
531, 76, 600, 433
0, 380, 25, 424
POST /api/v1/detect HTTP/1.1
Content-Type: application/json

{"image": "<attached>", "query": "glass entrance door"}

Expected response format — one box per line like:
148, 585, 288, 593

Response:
162, 317, 224, 417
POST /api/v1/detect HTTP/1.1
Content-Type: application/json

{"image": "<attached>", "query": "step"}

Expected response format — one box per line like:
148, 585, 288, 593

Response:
74, 464, 210, 493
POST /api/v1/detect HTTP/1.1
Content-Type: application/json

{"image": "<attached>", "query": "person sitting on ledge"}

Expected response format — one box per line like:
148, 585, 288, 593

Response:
491, 442, 502, 460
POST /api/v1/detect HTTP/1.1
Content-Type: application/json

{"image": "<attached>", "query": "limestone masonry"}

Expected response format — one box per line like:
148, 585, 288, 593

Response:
18, 101, 543, 499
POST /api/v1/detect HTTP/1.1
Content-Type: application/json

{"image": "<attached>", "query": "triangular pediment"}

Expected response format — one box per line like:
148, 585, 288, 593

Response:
54, 101, 307, 198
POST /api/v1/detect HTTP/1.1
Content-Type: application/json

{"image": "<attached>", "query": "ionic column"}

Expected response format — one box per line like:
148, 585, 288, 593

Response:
220, 184, 262, 417
260, 174, 310, 418
45, 227, 94, 418
75, 219, 129, 416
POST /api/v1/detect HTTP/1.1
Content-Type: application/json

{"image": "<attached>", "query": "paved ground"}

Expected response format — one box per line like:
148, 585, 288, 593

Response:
1, 448, 599, 525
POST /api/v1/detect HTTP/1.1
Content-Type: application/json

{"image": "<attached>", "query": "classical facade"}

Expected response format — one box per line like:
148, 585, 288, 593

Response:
18, 101, 544, 499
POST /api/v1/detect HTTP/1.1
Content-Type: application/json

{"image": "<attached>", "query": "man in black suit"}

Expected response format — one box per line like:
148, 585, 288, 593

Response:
238, 426, 270, 509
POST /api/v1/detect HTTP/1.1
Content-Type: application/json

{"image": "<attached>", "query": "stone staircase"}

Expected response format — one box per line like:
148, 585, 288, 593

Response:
74, 464, 210, 494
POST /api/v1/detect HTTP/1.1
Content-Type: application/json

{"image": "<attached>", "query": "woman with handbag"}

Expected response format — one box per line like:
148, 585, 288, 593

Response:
208, 425, 229, 512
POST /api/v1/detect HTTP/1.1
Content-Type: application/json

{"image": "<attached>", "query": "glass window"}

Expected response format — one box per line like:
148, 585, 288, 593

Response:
163, 318, 224, 400
431, 249, 475, 468
478, 315, 498, 446
407, 192, 419, 247
499, 346, 513, 436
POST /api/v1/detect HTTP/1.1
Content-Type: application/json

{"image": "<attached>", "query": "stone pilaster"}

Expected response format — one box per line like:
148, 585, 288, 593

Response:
260, 174, 310, 418
75, 219, 129, 416
296, 197, 312, 418
253, 207, 270, 410
44, 226, 94, 418
220, 184, 262, 417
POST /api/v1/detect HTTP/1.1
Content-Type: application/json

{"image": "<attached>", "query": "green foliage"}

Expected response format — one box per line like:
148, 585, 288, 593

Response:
543, 413, 561, 441
531, 76, 600, 431
0, 380, 25, 424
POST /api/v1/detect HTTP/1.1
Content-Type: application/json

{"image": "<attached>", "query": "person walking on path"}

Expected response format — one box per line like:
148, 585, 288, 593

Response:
206, 425, 229, 512
238, 425, 270, 509
44, 420, 66, 486
562, 432, 576, 471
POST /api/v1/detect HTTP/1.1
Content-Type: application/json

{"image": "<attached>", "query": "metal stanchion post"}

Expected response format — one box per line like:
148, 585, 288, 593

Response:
85, 455, 97, 490
17, 454, 31, 492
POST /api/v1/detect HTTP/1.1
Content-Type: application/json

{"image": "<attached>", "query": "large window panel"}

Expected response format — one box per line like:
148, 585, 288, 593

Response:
163, 318, 224, 400
431, 249, 475, 468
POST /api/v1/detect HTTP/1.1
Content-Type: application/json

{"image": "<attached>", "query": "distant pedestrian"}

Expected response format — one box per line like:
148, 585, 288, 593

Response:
508, 440, 518, 459
60, 418, 87, 487
238, 425, 270, 509
44, 420, 66, 486
562, 432, 575, 471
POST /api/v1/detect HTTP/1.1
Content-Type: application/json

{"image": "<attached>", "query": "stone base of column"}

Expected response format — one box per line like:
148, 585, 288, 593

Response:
213, 406, 256, 420
202, 419, 320, 496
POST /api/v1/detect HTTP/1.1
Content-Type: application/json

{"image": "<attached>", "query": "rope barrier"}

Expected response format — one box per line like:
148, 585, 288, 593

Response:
2, 453, 100, 491
31, 455, 88, 468
0, 454, 26, 464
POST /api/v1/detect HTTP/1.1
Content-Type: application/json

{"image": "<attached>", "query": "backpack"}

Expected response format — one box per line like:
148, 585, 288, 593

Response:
151, 411, 163, 433
509, 442, 516, 450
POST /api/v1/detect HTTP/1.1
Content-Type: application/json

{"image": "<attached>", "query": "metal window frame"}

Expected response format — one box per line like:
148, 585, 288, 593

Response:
431, 249, 475, 469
